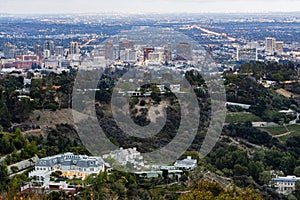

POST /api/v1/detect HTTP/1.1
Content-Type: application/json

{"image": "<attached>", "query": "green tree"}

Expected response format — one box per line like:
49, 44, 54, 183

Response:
0, 134, 14, 154
294, 166, 300, 177
0, 99, 11, 129
259, 171, 271, 185
150, 85, 161, 103
272, 73, 284, 82
233, 164, 248, 176
248, 161, 264, 182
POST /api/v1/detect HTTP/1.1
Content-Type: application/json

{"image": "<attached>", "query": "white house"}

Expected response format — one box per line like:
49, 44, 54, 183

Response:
103, 147, 145, 170
174, 156, 197, 170
28, 152, 106, 189
271, 176, 300, 195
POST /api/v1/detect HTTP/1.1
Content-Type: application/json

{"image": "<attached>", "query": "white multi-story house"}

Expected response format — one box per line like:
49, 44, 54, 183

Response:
28, 152, 106, 189
103, 147, 145, 170
271, 176, 300, 195
174, 156, 197, 170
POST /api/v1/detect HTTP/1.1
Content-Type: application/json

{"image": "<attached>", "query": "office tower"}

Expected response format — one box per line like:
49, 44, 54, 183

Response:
143, 47, 154, 61
64, 49, 69, 58
237, 48, 258, 61
119, 39, 134, 51
148, 52, 163, 62
118, 39, 134, 60
14, 49, 25, 57
275, 41, 284, 55
176, 43, 192, 60
3, 42, 16, 58
70, 42, 80, 55
246, 42, 259, 49
265, 37, 276, 55
120, 49, 137, 62
34, 45, 43, 58
164, 44, 172, 62
126, 50, 137, 62
119, 49, 126, 61
43, 40, 55, 56
55, 46, 64, 56
105, 40, 114, 60
43, 50, 51, 58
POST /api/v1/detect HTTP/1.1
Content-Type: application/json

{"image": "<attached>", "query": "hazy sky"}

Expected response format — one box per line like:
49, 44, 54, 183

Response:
1, 0, 300, 14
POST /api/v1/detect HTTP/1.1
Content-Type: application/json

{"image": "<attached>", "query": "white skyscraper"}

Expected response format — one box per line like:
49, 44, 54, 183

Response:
275, 41, 284, 55
70, 42, 80, 55
265, 37, 276, 55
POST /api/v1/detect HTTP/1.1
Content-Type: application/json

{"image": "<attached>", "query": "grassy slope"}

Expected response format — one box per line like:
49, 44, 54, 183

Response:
225, 112, 262, 123
25, 109, 74, 128
260, 124, 300, 142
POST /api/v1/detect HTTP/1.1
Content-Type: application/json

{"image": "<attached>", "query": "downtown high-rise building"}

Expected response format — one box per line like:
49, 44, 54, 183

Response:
275, 41, 284, 55
119, 39, 134, 51
118, 39, 134, 60
3, 42, 17, 58
265, 37, 276, 55
105, 40, 114, 60
43, 50, 51, 58
43, 40, 55, 56
70, 42, 80, 55
120, 49, 137, 62
34, 45, 43, 58
143, 47, 155, 61
265, 37, 284, 55
55, 46, 64, 56
164, 44, 172, 62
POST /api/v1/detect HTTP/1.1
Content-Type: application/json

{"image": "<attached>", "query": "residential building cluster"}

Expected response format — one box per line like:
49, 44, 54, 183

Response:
23, 149, 198, 192
22, 152, 106, 191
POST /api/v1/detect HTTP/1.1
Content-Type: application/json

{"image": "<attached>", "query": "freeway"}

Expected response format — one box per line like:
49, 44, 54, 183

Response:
191, 25, 238, 42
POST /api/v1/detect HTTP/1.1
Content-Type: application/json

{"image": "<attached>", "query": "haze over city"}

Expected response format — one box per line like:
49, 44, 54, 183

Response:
1, 0, 300, 14
2, 0, 300, 199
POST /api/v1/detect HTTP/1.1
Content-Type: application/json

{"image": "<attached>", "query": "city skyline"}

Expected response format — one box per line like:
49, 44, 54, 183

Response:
1, 0, 300, 14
